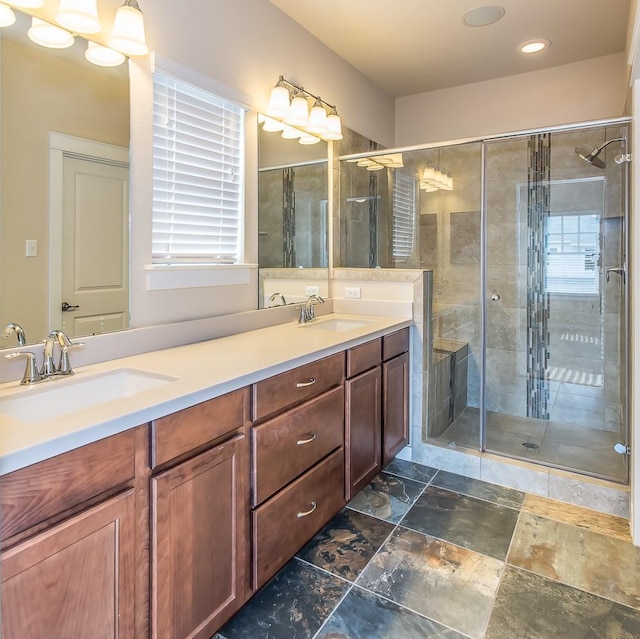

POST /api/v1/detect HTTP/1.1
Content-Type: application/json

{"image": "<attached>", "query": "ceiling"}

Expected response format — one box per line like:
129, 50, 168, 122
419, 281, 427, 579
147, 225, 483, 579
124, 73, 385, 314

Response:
269, 0, 632, 98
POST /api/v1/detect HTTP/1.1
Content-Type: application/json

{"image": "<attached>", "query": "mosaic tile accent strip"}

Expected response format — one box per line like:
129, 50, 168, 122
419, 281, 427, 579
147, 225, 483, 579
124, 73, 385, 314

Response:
526, 132, 551, 420
282, 167, 295, 267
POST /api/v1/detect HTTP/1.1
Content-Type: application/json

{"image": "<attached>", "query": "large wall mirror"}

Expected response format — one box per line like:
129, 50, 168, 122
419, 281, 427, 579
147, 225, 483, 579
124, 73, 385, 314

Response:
257, 121, 329, 308
0, 9, 130, 349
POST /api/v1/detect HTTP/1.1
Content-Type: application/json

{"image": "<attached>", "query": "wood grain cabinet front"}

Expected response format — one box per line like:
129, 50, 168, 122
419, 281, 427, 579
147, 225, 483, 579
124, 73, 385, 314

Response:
252, 448, 345, 590
151, 433, 249, 639
1, 490, 136, 639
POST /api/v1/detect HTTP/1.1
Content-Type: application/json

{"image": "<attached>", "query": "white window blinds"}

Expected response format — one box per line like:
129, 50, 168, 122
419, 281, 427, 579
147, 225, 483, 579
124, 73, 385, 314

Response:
152, 72, 244, 264
392, 173, 416, 261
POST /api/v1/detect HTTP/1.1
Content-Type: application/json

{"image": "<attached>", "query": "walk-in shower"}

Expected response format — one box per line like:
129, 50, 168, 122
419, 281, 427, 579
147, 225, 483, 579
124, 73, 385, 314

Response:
338, 118, 630, 483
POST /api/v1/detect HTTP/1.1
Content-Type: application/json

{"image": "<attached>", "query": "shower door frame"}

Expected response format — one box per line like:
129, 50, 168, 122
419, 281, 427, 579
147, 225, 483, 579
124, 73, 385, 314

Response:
479, 118, 631, 484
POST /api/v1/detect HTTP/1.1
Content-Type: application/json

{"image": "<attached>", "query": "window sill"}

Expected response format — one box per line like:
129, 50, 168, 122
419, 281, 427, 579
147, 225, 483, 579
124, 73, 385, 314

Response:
145, 263, 257, 291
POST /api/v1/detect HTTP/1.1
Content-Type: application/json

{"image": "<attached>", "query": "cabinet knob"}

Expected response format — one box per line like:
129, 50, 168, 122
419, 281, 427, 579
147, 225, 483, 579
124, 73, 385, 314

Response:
296, 378, 316, 388
296, 501, 317, 518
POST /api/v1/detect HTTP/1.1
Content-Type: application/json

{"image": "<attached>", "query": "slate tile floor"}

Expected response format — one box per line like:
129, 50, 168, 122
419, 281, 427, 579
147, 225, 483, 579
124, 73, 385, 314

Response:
216, 459, 640, 639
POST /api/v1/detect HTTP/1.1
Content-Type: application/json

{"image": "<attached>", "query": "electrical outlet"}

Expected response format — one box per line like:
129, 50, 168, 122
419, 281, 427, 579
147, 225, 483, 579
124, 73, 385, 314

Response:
345, 287, 361, 299
305, 285, 320, 296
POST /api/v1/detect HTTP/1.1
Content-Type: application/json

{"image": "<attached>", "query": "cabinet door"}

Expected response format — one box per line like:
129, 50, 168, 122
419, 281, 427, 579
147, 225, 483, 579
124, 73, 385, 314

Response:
151, 434, 248, 639
1, 490, 135, 639
383, 351, 410, 467
345, 366, 382, 500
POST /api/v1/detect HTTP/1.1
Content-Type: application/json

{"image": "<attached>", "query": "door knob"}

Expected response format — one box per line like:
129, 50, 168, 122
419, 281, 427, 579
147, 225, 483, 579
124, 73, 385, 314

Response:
61, 302, 80, 312
491, 294, 501, 302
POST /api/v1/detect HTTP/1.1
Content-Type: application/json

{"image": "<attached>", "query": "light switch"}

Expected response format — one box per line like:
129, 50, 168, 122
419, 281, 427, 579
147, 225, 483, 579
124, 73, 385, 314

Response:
26, 240, 38, 257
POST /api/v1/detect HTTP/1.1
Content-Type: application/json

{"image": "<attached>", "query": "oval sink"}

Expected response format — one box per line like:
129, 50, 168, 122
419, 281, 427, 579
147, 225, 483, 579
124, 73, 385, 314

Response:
303, 318, 375, 332
0, 368, 178, 423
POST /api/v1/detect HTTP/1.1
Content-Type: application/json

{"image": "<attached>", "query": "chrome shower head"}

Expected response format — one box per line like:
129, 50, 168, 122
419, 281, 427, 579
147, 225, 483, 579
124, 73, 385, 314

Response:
575, 137, 626, 169
575, 146, 606, 169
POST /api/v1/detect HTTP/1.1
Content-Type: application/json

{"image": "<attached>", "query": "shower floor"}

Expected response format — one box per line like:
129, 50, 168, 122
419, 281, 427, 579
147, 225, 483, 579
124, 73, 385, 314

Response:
433, 394, 626, 482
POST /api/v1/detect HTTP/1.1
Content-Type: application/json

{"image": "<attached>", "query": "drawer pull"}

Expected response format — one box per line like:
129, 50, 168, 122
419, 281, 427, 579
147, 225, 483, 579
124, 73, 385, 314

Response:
296, 378, 316, 388
296, 432, 317, 446
297, 501, 317, 518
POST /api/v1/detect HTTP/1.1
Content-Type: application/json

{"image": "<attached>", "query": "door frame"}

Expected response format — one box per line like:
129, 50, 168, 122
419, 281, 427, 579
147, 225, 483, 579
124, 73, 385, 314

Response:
48, 132, 129, 332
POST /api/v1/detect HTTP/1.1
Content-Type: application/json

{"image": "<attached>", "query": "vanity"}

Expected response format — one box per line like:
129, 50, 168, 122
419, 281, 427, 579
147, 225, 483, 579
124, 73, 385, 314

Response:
0, 314, 410, 639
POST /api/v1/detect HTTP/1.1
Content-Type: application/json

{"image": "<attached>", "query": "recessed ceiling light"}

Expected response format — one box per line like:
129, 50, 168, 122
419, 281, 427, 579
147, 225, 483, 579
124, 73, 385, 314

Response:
519, 39, 551, 54
462, 5, 506, 27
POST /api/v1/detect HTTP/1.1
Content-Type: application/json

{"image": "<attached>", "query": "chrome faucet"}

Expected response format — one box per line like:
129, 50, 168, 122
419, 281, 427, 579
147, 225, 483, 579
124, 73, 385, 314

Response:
298, 294, 325, 324
41, 330, 84, 377
268, 292, 288, 307
2, 323, 27, 346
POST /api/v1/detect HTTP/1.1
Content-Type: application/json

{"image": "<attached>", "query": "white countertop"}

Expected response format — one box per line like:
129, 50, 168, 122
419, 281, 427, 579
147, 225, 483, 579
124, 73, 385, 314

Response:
0, 314, 411, 475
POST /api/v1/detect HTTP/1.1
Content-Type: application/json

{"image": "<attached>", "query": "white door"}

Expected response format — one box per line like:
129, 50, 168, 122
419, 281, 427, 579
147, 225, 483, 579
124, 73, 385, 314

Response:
60, 155, 129, 338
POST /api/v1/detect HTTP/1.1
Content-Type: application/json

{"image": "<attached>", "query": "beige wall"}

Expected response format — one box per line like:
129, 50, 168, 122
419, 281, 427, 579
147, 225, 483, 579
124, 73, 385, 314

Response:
0, 32, 129, 343
127, 0, 395, 328
395, 53, 628, 146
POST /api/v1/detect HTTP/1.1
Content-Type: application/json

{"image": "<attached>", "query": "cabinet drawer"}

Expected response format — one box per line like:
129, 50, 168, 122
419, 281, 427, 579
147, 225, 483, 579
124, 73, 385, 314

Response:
1, 429, 136, 541
346, 338, 381, 378
252, 448, 345, 590
383, 327, 410, 361
252, 352, 345, 421
252, 386, 344, 506
152, 387, 249, 468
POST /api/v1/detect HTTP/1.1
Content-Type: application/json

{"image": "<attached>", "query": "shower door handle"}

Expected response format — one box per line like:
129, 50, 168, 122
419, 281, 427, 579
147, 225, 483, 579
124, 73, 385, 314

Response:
605, 267, 625, 283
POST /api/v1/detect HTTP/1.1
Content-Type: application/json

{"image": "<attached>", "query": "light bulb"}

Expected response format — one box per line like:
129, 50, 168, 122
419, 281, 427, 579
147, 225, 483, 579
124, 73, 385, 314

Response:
28, 17, 74, 49
57, 0, 101, 34
109, 0, 148, 56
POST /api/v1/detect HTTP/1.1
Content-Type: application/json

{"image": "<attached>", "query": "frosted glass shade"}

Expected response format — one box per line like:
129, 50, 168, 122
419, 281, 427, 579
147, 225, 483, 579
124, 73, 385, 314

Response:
57, 0, 101, 34
261, 116, 284, 132
109, 2, 148, 56
281, 125, 302, 139
0, 3, 16, 27
267, 85, 290, 118
285, 94, 309, 126
322, 111, 343, 140
85, 41, 126, 67
307, 100, 327, 134
298, 133, 321, 145
28, 17, 74, 48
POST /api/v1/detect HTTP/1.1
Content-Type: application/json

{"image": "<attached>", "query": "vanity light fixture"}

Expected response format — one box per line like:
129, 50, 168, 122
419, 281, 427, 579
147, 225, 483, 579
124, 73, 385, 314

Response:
347, 153, 405, 172
420, 166, 454, 191
85, 40, 126, 67
57, 0, 101, 34
0, 3, 16, 27
28, 16, 74, 48
109, 0, 149, 56
265, 75, 343, 142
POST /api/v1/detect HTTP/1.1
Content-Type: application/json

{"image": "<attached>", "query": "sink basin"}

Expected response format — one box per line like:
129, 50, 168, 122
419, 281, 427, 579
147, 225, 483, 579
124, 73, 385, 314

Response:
0, 368, 178, 423
303, 318, 375, 332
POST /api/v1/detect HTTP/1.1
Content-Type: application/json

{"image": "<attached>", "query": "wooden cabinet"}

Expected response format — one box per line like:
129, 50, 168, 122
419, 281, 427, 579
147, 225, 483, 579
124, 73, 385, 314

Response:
382, 329, 410, 466
150, 388, 250, 639
250, 355, 346, 591
0, 426, 148, 639
2, 490, 135, 639
151, 434, 248, 639
345, 364, 382, 500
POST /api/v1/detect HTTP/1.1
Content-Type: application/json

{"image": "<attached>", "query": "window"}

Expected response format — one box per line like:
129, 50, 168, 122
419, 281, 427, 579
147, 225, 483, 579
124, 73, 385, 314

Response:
392, 173, 417, 261
152, 72, 244, 265
546, 213, 600, 295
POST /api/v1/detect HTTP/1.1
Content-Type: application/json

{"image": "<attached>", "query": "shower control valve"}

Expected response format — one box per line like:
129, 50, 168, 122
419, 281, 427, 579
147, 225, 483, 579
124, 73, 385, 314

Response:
490, 294, 501, 302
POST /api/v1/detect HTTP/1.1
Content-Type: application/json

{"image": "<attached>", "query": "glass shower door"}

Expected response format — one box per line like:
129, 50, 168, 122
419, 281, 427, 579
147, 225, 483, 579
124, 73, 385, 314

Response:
483, 124, 629, 482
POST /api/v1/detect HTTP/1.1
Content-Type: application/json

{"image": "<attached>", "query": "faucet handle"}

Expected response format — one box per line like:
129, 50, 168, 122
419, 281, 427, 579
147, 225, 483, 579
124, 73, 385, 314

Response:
5, 351, 43, 385
58, 341, 85, 376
